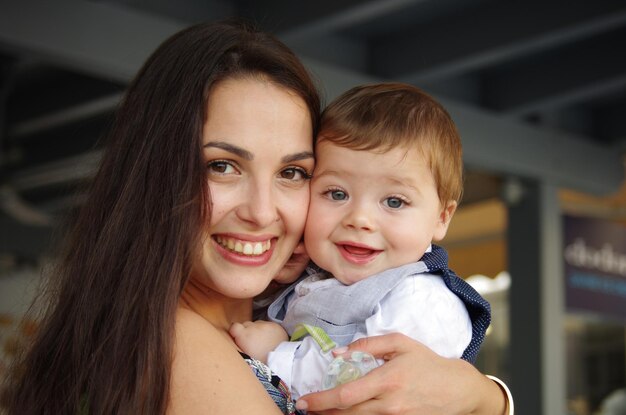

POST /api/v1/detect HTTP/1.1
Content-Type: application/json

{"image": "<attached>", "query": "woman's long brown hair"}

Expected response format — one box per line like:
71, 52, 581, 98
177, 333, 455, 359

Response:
4, 20, 320, 414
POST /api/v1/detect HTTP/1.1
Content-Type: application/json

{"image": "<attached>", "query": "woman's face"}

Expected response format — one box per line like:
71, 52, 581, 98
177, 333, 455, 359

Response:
194, 77, 314, 299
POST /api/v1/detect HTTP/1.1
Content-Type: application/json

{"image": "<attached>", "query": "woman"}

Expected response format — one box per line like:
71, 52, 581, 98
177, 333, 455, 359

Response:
4, 20, 510, 414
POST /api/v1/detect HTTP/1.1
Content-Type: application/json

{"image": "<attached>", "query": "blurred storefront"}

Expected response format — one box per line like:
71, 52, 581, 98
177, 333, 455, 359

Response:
442, 183, 626, 415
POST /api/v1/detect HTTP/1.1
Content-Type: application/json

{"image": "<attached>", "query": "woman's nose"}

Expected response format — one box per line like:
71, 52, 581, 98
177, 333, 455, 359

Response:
237, 181, 279, 227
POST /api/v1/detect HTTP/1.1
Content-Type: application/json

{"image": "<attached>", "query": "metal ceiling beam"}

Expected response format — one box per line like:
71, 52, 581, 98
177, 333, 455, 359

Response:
483, 30, 626, 116
240, 0, 422, 43
0, 0, 622, 195
101, 0, 233, 25
502, 77, 626, 119
371, 0, 626, 84
257, 0, 423, 71
441, 99, 623, 196
281, 0, 423, 44
8, 93, 122, 139
288, 34, 368, 73
0, 0, 186, 83
9, 150, 103, 192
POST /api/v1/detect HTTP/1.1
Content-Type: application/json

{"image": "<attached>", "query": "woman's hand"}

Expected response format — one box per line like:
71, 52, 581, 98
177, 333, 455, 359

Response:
296, 333, 507, 415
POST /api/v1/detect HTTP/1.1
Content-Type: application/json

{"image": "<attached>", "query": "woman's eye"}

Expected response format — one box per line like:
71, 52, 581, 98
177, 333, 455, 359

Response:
207, 161, 237, 175
384, 197, 404, 209
330, 190, 347, 201
280, 167, 310, 181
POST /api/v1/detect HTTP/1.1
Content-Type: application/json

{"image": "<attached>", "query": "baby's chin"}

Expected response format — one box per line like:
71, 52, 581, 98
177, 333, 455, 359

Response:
332, 270, 373, 286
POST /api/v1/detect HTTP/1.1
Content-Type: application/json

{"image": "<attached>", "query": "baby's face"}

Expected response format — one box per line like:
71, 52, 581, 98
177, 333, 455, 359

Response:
304, 141, 456, 285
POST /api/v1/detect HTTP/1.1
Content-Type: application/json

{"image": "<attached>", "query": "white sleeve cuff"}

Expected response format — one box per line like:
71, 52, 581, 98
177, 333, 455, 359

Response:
267, 341, 301, 391
486, 375, 514, 415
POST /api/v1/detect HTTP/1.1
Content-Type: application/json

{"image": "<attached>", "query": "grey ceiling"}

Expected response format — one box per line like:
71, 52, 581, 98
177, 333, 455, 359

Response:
1, 0, 625, 261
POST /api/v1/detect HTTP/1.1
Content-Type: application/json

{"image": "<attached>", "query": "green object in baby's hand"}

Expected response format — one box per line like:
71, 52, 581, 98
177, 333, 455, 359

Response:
322, 351, 379, 389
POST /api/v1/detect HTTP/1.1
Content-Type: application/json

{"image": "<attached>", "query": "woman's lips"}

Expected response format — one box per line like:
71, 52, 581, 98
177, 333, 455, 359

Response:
215, 235, 272, 256
213, 235, 275, 266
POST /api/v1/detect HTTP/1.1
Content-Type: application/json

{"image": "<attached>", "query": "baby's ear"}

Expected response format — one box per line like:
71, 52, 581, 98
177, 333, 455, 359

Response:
433, 200, 457, 241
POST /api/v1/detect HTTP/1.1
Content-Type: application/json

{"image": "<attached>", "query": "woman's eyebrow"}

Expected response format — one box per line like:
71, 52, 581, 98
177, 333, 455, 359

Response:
282, 151, 314, 163
204, 142, 313, 163
203, 141, 253, 160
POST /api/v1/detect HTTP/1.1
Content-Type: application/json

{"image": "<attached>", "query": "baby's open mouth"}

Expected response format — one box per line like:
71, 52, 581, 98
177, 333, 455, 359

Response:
342, 244, 378, 256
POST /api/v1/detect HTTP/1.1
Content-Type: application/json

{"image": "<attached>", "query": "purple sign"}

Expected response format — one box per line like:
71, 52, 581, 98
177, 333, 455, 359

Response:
563, 215, 626, 321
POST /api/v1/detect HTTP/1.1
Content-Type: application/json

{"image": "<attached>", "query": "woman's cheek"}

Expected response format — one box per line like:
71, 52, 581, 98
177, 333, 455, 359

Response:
206, 183, 238, 226
291, 185, 311, 234
277, 180, 306, 219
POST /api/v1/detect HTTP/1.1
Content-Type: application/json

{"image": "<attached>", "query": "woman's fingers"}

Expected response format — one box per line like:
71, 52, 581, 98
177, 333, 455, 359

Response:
296, 335, 405, 412
299, 374, 447, 415
344, 332, 426, 360
297, 333, 469, 414
300, 333, 507, 414
297, 370, 382, 412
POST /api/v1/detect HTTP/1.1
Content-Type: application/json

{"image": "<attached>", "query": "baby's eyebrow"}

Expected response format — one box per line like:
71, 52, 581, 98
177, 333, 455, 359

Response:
387, 176, 421, 193
203, 141, 253, 160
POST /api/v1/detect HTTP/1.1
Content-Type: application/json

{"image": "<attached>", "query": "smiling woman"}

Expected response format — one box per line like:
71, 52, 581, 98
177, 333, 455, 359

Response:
190, 78, 314, 300
4, 20, 320, 415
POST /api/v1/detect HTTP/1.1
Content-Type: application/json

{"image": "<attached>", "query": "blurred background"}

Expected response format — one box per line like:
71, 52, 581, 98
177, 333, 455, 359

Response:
1, 1, 625, 414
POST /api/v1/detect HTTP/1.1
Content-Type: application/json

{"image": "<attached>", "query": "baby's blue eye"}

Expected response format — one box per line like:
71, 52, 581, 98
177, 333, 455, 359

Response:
385, 197, 404, 209
331, 190, 347, 200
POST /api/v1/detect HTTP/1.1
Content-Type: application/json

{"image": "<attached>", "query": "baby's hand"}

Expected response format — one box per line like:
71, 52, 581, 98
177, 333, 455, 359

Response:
229, 320, 289, 364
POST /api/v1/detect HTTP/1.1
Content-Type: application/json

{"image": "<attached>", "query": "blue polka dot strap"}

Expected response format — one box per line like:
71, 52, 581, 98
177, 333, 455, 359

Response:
420, 245, 492, 363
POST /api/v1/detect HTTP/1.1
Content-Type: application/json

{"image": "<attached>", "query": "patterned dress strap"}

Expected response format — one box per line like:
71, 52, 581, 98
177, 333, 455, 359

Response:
240, 352, 299, 414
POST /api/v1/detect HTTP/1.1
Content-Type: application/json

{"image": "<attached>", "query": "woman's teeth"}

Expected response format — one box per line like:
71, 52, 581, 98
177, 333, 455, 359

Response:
215, 236, 271, 256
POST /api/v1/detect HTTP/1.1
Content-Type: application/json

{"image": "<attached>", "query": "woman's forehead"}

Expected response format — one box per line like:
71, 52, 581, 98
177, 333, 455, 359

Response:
203, 78, 313, 155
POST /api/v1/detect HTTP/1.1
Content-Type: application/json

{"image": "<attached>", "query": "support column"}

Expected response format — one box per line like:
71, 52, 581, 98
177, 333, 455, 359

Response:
507, 178, 565, 414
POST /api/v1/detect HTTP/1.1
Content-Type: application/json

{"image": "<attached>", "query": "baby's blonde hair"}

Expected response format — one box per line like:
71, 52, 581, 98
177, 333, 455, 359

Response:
318, 82, 463, 204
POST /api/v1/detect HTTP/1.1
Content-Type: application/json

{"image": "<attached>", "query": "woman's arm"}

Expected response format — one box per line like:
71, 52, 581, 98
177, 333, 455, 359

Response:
169, 308, 283, 414
296, 333, 510, 415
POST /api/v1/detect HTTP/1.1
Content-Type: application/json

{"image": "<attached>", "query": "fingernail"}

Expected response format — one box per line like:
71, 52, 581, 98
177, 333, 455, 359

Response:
295, 400, 308, 410
332, 346, 348, 355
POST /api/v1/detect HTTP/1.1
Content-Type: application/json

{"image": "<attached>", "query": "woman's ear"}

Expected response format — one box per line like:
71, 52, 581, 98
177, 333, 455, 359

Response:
433, 200, 457, 241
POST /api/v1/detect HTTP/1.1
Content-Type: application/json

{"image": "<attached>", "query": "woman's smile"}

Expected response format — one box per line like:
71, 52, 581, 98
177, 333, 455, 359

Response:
212, 236, 276, 266
214, 235, 273, 256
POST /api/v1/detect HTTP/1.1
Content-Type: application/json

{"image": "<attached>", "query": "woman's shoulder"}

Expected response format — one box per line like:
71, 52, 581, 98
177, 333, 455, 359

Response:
173, 306, 239, 368
175, 306, 218, 334
169, 307, 283, 414
174, 307, 227, 350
